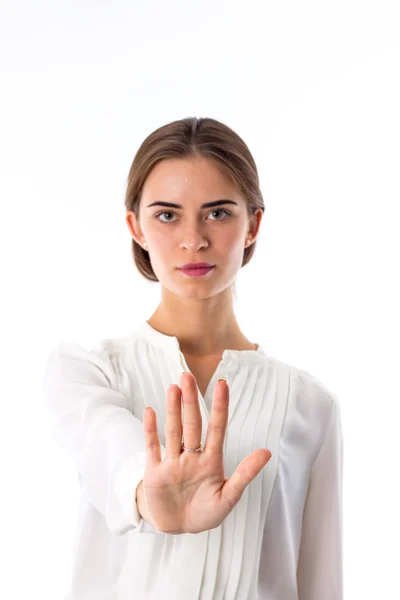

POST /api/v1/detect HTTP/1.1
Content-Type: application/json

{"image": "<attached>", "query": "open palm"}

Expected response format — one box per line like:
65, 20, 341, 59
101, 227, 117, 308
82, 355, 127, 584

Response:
141, 371, 272, 535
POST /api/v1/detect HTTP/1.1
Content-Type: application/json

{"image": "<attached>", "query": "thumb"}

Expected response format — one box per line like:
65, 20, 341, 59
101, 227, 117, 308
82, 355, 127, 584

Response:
220, 449, 272, 510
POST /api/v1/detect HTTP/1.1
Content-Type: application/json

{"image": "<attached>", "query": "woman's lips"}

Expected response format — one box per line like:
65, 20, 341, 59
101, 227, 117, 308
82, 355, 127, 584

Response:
178, 266, 215, 277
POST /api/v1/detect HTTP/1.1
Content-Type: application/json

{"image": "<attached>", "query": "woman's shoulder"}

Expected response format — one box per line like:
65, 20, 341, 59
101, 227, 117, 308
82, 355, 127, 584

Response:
42, 333, 131, 391
262, 353, 339, 424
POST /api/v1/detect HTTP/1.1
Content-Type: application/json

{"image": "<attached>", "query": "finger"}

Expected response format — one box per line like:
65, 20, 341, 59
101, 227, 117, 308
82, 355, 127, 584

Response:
165, 383, 183, 459
143, 406, 163, 469
181, 372, 202, 452
220, 449, 272, 510
203, 379, 229, 455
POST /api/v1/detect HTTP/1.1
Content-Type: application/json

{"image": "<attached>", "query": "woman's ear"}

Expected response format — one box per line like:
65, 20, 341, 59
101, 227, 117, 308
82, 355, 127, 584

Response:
125, 211, 147, 250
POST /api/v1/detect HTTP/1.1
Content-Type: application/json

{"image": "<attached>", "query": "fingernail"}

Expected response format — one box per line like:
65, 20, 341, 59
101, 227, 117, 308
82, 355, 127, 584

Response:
218, 378, 227, 383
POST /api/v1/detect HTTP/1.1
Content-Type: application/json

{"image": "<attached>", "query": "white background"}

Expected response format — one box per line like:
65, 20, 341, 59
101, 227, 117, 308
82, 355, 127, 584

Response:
1, 1, 399, 597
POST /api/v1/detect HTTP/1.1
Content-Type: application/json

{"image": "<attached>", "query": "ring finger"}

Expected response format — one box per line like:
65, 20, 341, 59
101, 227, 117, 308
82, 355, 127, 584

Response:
180, 372, 202, 452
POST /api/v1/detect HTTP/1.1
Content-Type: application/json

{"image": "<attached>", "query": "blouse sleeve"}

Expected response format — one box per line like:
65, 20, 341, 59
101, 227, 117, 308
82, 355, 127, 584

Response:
41, 341, 166, 536
296, 397, 344, 599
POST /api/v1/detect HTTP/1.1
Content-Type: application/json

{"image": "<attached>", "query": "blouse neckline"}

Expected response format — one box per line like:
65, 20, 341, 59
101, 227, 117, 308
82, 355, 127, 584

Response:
136, 320, 267, 365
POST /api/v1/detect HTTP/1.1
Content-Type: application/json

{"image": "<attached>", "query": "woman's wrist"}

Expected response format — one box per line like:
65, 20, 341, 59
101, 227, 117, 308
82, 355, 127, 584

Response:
136, 480, 150, 523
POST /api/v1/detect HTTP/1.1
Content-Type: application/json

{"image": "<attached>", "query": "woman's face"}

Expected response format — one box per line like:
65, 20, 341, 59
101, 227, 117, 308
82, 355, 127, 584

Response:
126, 155, 262, 299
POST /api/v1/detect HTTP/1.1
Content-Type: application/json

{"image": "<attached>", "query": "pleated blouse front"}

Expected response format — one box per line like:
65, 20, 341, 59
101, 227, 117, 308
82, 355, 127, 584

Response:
41, 320, 343, 600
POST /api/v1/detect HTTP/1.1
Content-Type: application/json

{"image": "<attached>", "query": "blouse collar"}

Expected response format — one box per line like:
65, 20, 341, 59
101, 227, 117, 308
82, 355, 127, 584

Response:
135, 320, 267, 364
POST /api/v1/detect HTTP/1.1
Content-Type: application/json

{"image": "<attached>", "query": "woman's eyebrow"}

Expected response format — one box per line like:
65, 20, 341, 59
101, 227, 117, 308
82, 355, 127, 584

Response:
146, 199, 239, 209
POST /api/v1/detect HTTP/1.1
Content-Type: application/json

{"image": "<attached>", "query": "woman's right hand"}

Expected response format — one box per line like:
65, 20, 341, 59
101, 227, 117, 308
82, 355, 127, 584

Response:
140, 371, 272, 535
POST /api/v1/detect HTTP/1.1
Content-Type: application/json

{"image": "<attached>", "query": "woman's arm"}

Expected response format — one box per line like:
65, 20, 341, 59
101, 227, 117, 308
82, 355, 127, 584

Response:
296, 397, 344, 599
41, 341, 166, 536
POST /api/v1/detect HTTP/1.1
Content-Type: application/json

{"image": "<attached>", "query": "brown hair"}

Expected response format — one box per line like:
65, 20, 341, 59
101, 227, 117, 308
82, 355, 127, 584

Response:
124, 116, 265, 282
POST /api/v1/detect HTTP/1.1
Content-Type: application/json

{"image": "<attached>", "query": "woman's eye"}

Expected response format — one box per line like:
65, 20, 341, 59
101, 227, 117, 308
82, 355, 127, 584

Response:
154, 211, 175, 223
209, 209, 232, 220
154, 208, 232, 224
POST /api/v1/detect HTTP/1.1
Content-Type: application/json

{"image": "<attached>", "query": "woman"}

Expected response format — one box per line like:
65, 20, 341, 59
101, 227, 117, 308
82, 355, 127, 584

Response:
42, 117, 343, 599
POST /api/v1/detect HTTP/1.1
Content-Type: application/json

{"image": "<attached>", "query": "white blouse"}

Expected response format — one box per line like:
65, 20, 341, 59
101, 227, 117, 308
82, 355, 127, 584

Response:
41, 320, 343, 599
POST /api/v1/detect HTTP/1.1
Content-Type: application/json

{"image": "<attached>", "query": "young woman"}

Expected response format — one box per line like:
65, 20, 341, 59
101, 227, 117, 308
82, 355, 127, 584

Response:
42, 117, 343, 599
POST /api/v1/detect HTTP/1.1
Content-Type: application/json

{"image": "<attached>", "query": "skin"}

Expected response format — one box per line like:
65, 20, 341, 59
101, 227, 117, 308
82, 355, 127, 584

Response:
125, 154, 264, 357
